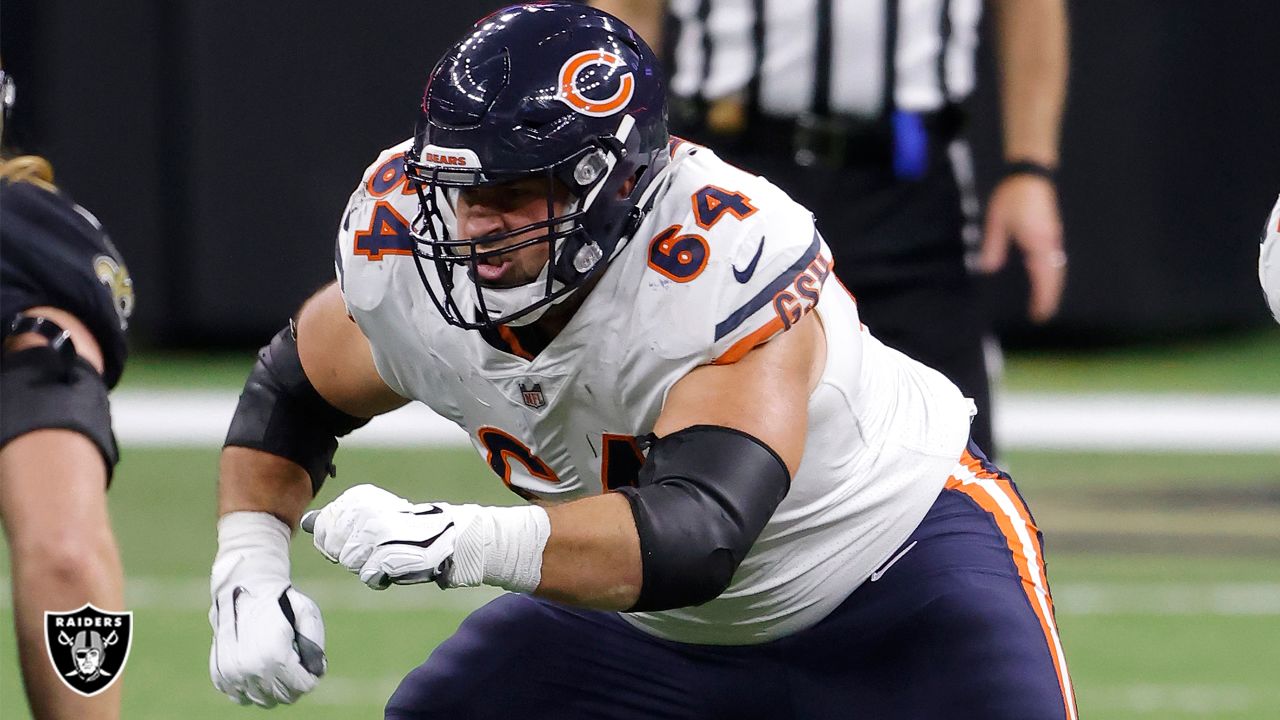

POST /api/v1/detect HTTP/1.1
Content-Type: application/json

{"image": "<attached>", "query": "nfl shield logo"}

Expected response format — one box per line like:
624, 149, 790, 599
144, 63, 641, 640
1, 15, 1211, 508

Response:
519, 381, 546, 409
44, 604, 133, 697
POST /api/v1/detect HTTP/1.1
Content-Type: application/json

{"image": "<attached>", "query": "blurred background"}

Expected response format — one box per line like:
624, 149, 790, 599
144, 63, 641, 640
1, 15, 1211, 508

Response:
2, 0, 1278, 718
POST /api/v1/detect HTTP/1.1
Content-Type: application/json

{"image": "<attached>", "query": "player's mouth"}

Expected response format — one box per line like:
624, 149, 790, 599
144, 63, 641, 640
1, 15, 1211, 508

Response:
474, 256, 511, 283
472, 251, 525, 288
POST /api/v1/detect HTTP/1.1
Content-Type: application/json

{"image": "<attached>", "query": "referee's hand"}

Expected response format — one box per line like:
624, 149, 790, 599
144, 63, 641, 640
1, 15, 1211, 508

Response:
980, 174, 1066, 323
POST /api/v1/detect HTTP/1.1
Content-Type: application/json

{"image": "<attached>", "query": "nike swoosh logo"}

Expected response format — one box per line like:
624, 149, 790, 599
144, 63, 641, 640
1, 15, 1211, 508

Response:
406, 506, 444, 516
278, 587, 327, 676
732, 236, 765, 283
869, 540, 918, 582
377, 522, 455, 549
231, 586, 245, 639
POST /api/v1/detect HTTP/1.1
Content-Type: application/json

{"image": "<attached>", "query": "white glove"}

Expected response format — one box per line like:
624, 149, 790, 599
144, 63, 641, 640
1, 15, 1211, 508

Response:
1260, 193, 1280, 324
306, 484, 550, 594
308, 484, 480, 590
209, 512, 326, 707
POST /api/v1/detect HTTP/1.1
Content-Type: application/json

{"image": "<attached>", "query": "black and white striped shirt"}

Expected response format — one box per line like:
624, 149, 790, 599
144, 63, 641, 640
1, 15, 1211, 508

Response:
666, 0, 982, 119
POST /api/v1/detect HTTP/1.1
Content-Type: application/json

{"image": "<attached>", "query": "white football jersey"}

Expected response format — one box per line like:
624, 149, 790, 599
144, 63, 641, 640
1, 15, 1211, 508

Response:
336, 139, 974, 644
1260, 193, 1280, 324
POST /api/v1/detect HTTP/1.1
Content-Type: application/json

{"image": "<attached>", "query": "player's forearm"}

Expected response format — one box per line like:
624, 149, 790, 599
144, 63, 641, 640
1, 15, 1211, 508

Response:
217, 446, 314, 529
1, 432, 124, 718
219, 283, 398, 529
12, 548, 124, 720
535, 493, 643, 610
993, 0, 1068, 166
0, 434, 124, 606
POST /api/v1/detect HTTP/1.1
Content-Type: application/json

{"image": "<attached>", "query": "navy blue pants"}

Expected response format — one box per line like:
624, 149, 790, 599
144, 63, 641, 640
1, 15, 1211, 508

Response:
386, 449, 1075, 719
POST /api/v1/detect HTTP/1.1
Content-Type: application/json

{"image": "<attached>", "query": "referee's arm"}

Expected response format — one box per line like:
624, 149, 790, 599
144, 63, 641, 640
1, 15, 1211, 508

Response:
982, 0, 1070, 323
591, 0, 665, 50
994, 0, 1068, 168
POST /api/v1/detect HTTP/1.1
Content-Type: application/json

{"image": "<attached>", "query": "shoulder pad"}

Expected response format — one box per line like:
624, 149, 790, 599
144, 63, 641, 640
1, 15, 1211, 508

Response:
334, 139, 419, 314
629, 158, 834, 365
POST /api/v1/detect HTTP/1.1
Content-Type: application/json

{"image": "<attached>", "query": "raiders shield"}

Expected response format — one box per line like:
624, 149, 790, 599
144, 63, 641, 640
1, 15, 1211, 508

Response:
44, 604, 133, 697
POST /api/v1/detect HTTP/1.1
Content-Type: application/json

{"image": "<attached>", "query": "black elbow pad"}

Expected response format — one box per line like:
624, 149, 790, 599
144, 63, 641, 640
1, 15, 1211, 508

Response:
224, 324, 370, 494
617, 425, 791, 612
1, 342, 118, 477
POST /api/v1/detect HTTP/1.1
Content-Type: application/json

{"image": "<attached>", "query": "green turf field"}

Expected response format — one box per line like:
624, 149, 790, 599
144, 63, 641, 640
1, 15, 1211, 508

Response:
3, 446, 1278, 718
1000, 329, 1280, 395
3, 330, 1279, 717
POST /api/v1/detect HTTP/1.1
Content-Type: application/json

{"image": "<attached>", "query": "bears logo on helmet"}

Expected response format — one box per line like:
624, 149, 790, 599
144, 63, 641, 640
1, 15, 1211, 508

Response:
403, 2, 670, 331
557, 50, 636, 118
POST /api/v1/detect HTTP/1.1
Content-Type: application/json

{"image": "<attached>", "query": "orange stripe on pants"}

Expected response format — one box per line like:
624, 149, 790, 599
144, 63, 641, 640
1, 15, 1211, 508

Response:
947, 452, 1077, 720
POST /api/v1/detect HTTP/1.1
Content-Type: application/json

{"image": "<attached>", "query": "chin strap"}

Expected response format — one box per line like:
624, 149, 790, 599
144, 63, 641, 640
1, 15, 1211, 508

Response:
476, 261, 565, 327
475, 195, 586, 327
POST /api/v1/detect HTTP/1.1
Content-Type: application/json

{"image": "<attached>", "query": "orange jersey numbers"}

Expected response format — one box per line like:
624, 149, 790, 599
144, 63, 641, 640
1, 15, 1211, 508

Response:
600, 434, 644, 491
692, 185, 757, 230
354, 202, 414, 261
475, 429, 646, 498
646, 185, 758, 282
647, 224, 709, 283
477, 427, 560, 501
366, 153, 417, 197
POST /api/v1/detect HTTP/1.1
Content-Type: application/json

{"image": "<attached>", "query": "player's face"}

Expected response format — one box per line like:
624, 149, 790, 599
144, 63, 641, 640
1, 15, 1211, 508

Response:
455, 178, 571, 288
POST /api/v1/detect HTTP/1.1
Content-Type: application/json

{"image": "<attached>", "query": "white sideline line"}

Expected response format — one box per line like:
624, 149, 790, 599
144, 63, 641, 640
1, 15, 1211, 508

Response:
111, 390, 470, 448
1054, 582, 1280, 615
2, 580, 1278, 615
994, 393, 1280, 452
111, 390, 1280, 452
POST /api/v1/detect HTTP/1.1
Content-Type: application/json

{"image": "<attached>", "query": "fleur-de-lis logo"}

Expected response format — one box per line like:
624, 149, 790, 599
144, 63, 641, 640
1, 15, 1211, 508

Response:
93, 254, 134, 330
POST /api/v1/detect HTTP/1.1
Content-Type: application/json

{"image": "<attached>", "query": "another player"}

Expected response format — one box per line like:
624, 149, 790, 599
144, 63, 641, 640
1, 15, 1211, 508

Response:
1260, 193, 1280, 324
0, 67, 133, 719
208, 5, 1075, 718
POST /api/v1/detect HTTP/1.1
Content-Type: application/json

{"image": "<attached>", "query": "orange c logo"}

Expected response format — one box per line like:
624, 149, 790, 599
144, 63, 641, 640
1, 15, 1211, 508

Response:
556, 50, 635, 117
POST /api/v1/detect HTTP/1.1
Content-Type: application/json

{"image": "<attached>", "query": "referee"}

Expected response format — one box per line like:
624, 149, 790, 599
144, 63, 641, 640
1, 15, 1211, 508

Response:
593, 0, 1068, 457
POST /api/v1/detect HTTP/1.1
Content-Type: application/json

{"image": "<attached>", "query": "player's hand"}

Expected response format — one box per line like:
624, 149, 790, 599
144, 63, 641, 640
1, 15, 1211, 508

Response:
1259, 193, 1280, 324
209, 512, 326, 707
980, 173, 1066, 323
307, 484, 480, 590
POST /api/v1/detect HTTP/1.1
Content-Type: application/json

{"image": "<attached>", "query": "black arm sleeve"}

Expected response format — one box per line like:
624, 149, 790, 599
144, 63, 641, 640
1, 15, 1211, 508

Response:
0, 345, 118, 476
616, 425, 791, 612
224, 324, 370, 494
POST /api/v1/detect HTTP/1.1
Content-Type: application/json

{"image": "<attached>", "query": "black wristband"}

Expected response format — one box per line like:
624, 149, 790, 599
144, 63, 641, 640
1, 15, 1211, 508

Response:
1001, 159, 1057, 184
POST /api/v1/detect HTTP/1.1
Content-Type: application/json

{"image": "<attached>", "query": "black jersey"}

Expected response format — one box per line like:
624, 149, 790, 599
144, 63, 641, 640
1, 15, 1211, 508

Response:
1, 178, 133, 388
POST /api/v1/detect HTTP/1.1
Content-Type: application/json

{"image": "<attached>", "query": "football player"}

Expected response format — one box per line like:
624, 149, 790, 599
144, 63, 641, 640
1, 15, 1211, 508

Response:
0, 67, 133, 719
208, 4, 1076, 718
1261, 193, 1280, 324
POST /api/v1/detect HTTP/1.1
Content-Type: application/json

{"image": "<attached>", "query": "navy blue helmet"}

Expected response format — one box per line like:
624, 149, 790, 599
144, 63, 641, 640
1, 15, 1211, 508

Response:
405, 2, 669, 329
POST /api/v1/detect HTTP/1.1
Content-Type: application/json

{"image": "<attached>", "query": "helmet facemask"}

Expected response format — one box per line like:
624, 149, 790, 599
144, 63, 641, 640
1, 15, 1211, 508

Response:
405, 3, 671, 332
406, 116, 645, 330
